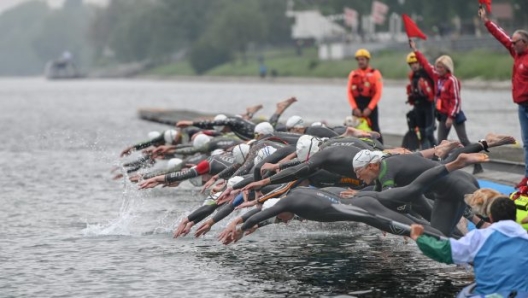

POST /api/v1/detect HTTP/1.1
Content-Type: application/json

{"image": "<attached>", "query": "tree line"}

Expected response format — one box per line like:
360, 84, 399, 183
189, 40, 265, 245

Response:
0, 0, 526, 75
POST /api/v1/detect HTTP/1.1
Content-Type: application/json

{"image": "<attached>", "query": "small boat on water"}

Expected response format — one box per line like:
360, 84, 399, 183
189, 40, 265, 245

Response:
45, 51, 84, 80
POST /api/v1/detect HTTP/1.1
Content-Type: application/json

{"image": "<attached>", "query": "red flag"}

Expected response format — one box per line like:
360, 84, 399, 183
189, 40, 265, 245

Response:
402, 14, 427, 40
479, 0, 492, 13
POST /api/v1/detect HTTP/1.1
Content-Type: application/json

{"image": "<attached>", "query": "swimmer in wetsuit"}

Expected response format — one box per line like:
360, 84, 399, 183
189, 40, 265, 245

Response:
220, 153, 488, 244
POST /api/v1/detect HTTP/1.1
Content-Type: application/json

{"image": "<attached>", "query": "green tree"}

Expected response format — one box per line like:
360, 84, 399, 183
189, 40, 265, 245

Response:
258, 0, 292, 45
205, 0, 267, 63
32, 4, 93, 69
189, 38, 231, 74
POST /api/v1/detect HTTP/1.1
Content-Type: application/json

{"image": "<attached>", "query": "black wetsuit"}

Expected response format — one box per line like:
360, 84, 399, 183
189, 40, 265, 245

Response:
192, 117, 256, 141
172, 135, 242, 156
165, 154, 237, 183
132, 134, 167, 151
186, 196, 223, 225
262, 132, 302, 145
374, 153, 478, 235
144, 153, 209, 180
268, 146, 364, 189
141, 161, 185, 180
132, 128, 197, 150
122, 155, 154, 173
239, 181, 444, 237
270, 137, 376, 172
303, 126, 339, 138
216, 140, 287, 180
253, 145, 297, 181
320, 136, 385, 150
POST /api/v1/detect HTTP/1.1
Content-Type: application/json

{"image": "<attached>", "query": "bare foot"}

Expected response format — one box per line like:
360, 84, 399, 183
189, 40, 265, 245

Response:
446, 153, 489, 172
434, 140, 462, 159
485, 133, 516, 148
342, 126, 379, 139
246, 104, 263, 116
456, 153, 490, 167
384, 147, 412, 155
275, 97, 297, 113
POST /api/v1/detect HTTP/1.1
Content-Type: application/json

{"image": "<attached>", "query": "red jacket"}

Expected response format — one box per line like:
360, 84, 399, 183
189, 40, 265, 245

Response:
406, 69, 435, 105
414, 51, 461, 118
485, 21, 528, 105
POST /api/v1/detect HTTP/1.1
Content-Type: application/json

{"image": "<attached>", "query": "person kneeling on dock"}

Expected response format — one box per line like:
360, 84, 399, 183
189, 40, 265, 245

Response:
410, 197, 528, 297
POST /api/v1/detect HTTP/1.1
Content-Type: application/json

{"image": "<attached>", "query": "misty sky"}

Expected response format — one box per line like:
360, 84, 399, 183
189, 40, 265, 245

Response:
0, 0, 108, 14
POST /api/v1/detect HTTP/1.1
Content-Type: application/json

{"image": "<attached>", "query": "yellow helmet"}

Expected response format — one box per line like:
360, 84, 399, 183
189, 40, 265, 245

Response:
407, 52, 418, 64
355, 49, 371, 59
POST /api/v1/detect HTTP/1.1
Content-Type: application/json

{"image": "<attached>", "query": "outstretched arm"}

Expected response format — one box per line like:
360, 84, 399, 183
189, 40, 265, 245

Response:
479, 8, 515, 56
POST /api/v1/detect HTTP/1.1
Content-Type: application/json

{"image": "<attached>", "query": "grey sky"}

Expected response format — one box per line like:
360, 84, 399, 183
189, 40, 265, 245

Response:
0, 0, 108, 14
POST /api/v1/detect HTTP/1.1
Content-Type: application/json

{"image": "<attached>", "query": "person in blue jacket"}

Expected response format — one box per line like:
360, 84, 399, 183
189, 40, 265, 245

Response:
410, 197, 528, 297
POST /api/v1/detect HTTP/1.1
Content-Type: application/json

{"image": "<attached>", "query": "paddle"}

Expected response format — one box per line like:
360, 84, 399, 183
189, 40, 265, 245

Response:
332, 204, 448, 240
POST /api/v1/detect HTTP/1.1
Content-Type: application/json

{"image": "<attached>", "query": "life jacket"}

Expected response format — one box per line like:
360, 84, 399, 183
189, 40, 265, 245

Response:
407, 69, 434, 105
356, 117, 372, 132
510, 191, 528, 231
350, 68, 377, 98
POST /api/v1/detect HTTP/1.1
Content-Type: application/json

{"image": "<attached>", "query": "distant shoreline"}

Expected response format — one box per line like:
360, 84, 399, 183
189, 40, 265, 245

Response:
0, 75, 511, 91
138, 74, 512, 91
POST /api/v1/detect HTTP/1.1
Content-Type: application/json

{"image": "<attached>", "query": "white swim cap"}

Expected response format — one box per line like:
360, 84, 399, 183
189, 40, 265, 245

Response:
227, 176, 244, 188
232, 143, 250, 164
311, 122, 323, 127
166, 158, 183, 169
352, 149, 384, 169
344, 116, 359, 127
254, 146, 277, 165
262, 198, 280, 210
286, 115, 304, 129
254, 122, 274, 136
148, 131, 161, 140
193, 134, 211, 148
164, 130, 178, 144
296, 135, 321, 162
211, 149, 225, 156
213, 114, 227, 131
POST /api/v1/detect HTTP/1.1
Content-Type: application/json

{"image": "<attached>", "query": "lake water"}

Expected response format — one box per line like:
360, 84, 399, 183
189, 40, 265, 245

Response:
1, 77, 516, 297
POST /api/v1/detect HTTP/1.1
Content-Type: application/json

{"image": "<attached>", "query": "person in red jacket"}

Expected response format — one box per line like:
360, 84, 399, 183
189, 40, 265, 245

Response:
347, 48, 384, 143
479, 7, 528, 187
409, 40, 483, 174
406, 52, 436, 149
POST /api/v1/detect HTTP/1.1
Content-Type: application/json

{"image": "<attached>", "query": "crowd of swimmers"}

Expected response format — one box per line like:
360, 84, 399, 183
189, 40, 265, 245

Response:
112, 7, 528, 297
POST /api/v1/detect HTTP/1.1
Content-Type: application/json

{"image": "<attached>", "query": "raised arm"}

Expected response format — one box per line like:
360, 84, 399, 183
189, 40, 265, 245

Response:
480, 8, 515, 56
414, 51, 436, 82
